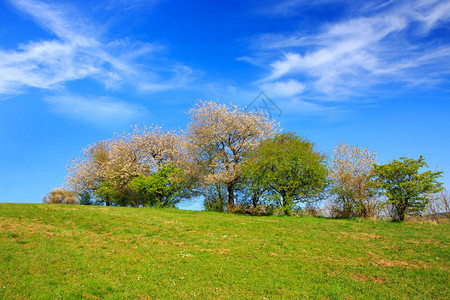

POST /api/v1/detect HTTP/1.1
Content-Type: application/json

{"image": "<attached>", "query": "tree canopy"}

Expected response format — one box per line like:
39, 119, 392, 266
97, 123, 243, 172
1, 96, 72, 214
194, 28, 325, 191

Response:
241, 132, 328, 215
329, 144, 377, 218
186, 100, 277, 211
372, 156, 443, 221
66, 125, 186, 207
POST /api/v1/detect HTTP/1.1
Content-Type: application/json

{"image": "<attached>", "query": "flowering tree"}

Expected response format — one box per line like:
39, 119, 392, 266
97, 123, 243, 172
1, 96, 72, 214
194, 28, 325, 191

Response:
329, 144, 378, 218
66, 140, 112, 204
66, 125, 185, 207
186, 101, 277, 211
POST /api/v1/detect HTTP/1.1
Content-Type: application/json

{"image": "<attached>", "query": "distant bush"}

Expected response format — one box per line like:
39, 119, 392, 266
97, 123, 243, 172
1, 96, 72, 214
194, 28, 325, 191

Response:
302, 203, 321, 217
232, 203, 253, 215
43, 188, 78, 204
328, 197, 380, 219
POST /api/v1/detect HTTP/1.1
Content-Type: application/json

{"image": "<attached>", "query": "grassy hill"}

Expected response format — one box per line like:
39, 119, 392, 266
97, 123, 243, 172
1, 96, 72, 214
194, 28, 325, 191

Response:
0, 204, 449, 299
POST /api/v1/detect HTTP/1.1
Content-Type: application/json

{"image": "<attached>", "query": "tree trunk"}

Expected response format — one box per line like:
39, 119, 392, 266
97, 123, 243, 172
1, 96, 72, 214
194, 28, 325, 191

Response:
392, 200, 406, 221
398, 200, 408, 221
216, 184, 224, 208
252, 193, 259, 214
227, 183, 235, 212
281, 191, 291, 216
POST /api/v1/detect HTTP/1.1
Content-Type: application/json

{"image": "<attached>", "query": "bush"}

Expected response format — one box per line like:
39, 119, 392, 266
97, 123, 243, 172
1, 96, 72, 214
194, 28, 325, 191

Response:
43, 188, 78, 204
204, 196, 226, 212
302, 203, 320, 217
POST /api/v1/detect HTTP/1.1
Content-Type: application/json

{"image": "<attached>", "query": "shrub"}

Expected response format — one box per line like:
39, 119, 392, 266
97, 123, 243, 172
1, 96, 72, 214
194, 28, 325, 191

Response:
42, 188, 78, 204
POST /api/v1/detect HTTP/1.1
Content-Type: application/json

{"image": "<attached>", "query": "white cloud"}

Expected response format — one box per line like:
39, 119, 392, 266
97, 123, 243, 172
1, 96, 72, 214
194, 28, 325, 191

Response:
0, 0, 194, 97
261, 79, 305, 98
251, 0, 450, 98
44, 94, 145, 126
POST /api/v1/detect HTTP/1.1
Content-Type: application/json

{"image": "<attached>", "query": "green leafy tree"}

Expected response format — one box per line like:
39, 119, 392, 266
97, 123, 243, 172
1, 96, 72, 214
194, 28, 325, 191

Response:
372, 156, 443, 221
240, 175, 269, 215
242, 132, 328, 215
127, 164, 184, 208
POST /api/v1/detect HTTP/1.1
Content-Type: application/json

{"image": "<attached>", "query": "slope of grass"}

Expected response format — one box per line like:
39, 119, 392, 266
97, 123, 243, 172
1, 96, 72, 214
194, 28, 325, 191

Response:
0, 204, 449, 299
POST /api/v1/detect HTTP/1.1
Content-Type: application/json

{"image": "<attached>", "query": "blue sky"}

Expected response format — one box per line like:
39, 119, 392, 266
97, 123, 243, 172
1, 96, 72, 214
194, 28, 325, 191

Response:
1, 0, 449, 209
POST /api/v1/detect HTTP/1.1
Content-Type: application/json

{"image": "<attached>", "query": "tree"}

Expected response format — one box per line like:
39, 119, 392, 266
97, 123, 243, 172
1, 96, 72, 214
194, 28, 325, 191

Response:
186, 101, 277, 212
372, 156, 443, 221
43, 188, 78, 204
66, 140, 113, 204
240, 172, 269, 215
127, 164, 184, 208
329, 144, 378, 218
66, 125, 185, 207
241, 132, 328, 215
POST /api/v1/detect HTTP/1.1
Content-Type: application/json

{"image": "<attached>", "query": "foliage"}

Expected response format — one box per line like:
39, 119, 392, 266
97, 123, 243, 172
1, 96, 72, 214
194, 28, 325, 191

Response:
78, 191, 93, 205
238, 167, 270, 215
372, 156, 443, 221
127, 164, 184, 208
63, 101, 447, 219
1, 204, 449, 299
42, 188, 78, 204
202, 183, 227, 212
241, 132, 328, 215
66, 125, 184, 207
329, 144, 378, 218
186, 100, 278, 211
66, 140, 111, 204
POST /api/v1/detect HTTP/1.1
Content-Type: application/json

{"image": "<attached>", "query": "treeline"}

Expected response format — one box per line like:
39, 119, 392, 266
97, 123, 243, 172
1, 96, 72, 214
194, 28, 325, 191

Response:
45, 101, 446, 222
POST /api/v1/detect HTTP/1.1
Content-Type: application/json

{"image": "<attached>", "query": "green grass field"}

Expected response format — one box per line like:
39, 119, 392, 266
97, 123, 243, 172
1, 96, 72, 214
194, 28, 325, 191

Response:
0, 204, 449, 299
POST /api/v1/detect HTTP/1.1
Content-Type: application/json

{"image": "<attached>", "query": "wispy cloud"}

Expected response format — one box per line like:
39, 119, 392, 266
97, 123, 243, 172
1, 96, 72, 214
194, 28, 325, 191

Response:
0, 0, 194, 96
249, 0, 450, 99
44, 94, 146, 126
261, 79, 305, 98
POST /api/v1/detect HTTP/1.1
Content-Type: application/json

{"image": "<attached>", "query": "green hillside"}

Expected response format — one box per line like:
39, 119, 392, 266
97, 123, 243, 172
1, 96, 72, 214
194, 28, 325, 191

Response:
0, 204, 449, 299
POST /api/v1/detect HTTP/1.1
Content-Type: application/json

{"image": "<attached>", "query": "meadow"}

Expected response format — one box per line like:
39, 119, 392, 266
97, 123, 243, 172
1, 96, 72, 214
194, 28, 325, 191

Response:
0, 204, 448, 299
